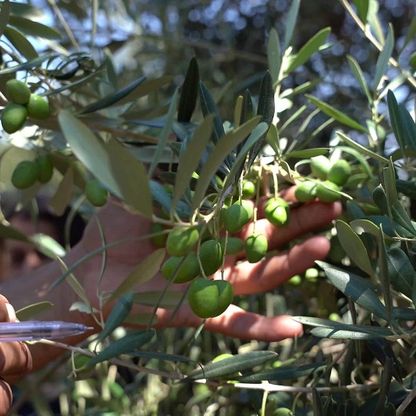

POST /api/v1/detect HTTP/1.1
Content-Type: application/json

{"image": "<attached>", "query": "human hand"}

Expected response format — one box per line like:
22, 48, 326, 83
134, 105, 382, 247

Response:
73, 189, 341, 342
0, 295, 33, 416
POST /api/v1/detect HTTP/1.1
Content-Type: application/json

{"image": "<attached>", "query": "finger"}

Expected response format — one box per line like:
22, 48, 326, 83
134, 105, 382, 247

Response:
0, 379, 12, 416
155, 303, 302, 342
227, 236, 330, 295
241, 201, 341, 250
205, 304, 303, 341
0, 342, 32, 377
0, 295, 13, 322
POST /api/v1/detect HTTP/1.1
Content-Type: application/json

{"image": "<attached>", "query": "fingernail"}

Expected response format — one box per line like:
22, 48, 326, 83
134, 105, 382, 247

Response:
5, 303, 17, 322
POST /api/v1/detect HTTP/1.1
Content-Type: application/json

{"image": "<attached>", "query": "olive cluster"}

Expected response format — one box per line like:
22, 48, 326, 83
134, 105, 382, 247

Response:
154, 179, 292, 319
1, 79, 50, 134
295, 155, 351, 203
11, 154, 54, 189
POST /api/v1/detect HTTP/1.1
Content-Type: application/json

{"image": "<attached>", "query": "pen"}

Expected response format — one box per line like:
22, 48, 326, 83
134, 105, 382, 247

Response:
0, 321, 94, 342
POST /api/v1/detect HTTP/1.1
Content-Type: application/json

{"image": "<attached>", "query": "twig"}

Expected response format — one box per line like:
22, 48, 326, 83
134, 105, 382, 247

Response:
197, 380, 380, 394
39, 339, 183, 379
340, 0, 416, 89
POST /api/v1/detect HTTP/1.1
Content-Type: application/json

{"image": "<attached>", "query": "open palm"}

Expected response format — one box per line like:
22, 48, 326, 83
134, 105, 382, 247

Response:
77, 191, 341, 342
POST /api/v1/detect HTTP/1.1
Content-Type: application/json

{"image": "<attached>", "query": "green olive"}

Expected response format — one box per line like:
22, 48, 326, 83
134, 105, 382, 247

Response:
1, 103, 28, 134
244, 234, 268, 263
223, 202, 252, 233
188, 278, 233, 319
161, 253, 200, 283
27, 94, 50, 120
220, 237, 244, 255
310, 155, 331, 180
199, 239, 223, 276
327, 159, 351, 186
11, 160, 39, 189
85, 179, 108, 207
315, 180, 341, 203
264, 197, 290, 227
294, 181, 317, 202
5, 79, 31, 104
241, 180, 256, 198
166, 226, 200, 256
36, 154, 54, 183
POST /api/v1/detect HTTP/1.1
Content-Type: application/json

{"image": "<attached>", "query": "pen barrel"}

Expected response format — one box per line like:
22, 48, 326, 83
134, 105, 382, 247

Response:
0, 321, 91, 342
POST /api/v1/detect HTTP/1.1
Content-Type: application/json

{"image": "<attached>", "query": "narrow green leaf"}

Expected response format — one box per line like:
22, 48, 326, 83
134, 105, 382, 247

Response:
285, 148, 329, 159
16, 301, 53, 321
191, 117, 261, 210
187, 351, 277, 380
257, 71, 275, 125
4, 26, 37, 60
283, 0, 300, 50
386, 247, 414, 300
199, 81, 225, 143
178, 57, 199, 122
8, 15, 61, 39
58, 110, 153, 218
81, 75, 146, 114
150, 180, 190, 219
286, 27, 331, 74
336, 131, 388, 163
238, 362, 326, 382
353, 0, 369, 23
335, 220, 374, 276
293, 316, 393, 338
0, 53, 56, 75
387, 90, 406, 152
374, 24, 394, 91
133, 291, 184, 309
316, 261, 387, 319
98, 293, 135, 341
267, 28, 281, 84
88, 330, 155, 367
246, 71, 274, 166
311, 327, 389, 340
377, 227, 392, 322
149, 88, 178, 177
172, 116, 214, 208
0, 0, 10, 37
307, 96, 367, 133
219, 122, 269, 195
109, 249, 165, 302
347, 55, 371, 103
30, 233, 66, 258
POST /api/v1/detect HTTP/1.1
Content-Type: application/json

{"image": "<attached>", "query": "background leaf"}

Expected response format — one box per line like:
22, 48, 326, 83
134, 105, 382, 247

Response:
88, 330, 155, 367
316, 261, 387, 319
373, 24, 394, 91
172, 115, 214, 208
307, 95, 367, 133
187, 351, 277, 380
109, 248, 165, 302
177, 57, 199, 122
335, 219, 374, 276
191, 117, 260, 210
286, 27, 331, 74
58, 110, 153, 218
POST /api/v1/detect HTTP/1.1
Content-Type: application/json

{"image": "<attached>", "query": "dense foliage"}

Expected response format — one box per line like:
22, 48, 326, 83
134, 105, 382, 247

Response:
1, 0, 416, 414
